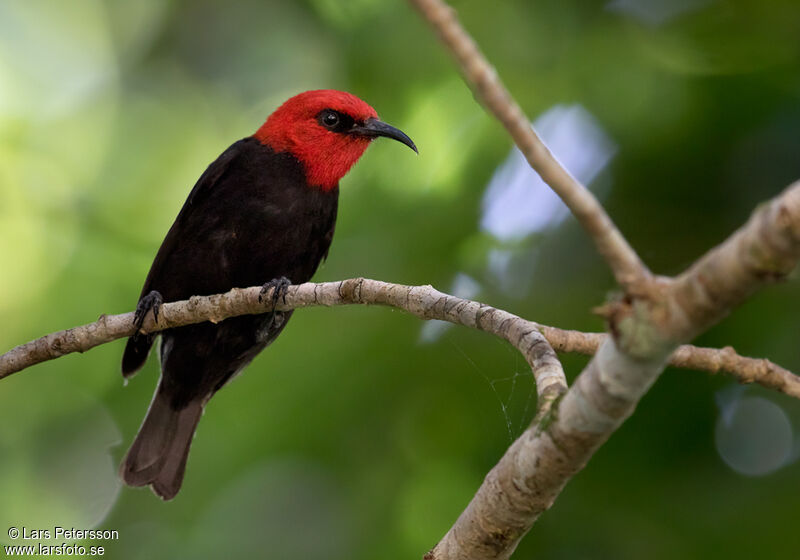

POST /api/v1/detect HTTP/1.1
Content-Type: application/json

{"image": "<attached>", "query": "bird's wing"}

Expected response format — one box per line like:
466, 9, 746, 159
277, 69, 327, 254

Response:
121, 139, 247, 377
186, 139, 246, 206
138, 139, 248, 299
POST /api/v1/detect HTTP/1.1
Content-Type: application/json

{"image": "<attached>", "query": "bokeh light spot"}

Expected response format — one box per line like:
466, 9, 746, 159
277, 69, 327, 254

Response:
715, 395, 793, 477
481, 104, 616, 242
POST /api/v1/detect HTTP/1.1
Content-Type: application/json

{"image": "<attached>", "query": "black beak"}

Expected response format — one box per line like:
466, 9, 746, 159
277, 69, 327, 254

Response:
352, 117, 418, 153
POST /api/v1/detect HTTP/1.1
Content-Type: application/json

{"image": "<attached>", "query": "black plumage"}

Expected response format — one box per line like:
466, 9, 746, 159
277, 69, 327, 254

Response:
120, 137, 338, 499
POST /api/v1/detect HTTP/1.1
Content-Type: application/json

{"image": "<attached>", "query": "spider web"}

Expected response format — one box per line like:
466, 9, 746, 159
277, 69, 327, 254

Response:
448, 337, 537, 443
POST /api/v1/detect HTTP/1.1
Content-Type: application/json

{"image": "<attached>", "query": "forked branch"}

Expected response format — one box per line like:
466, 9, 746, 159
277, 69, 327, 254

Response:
408, 0, 800, 558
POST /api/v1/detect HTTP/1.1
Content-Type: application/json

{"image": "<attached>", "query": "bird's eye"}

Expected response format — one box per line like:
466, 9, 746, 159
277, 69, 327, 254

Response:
321, 111, 339, 128
317, 109, 355, 133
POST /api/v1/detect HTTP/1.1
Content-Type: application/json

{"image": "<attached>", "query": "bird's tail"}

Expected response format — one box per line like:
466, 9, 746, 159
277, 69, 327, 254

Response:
121, 334, 155, 379
119, 382, 203, 500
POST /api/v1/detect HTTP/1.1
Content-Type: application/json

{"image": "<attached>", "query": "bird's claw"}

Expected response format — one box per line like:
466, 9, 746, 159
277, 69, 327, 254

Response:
259, 277, 291, 307
133, 290, 164, 333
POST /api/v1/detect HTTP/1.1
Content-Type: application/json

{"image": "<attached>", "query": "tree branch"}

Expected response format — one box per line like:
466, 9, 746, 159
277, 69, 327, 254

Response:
408, 0, 649, 290
2, 266, 798, 560
423, 185, 800, 560
2, 281, 796, 398
403, 0, 800, 556
665, 180, 800, 341
541, 328, 800, 399
0, 279, 567, 406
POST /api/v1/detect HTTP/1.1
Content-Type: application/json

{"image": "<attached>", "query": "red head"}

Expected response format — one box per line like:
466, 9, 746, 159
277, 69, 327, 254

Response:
254, 90, 416, 190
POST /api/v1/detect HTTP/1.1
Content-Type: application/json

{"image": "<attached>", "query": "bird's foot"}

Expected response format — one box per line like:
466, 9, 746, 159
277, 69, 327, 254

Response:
133, 290, 164, 334
259, 276, 291, 308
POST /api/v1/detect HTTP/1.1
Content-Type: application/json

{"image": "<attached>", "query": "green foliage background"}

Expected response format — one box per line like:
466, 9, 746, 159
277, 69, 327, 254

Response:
1, 0, 799, 558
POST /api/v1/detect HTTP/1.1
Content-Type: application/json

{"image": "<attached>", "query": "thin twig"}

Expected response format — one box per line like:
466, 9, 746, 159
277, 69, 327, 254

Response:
408, 0, 648, 290
541, 328, 800, 399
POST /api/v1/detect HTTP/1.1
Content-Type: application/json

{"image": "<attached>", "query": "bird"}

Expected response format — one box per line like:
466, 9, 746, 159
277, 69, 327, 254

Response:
119, 89, 416, 500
